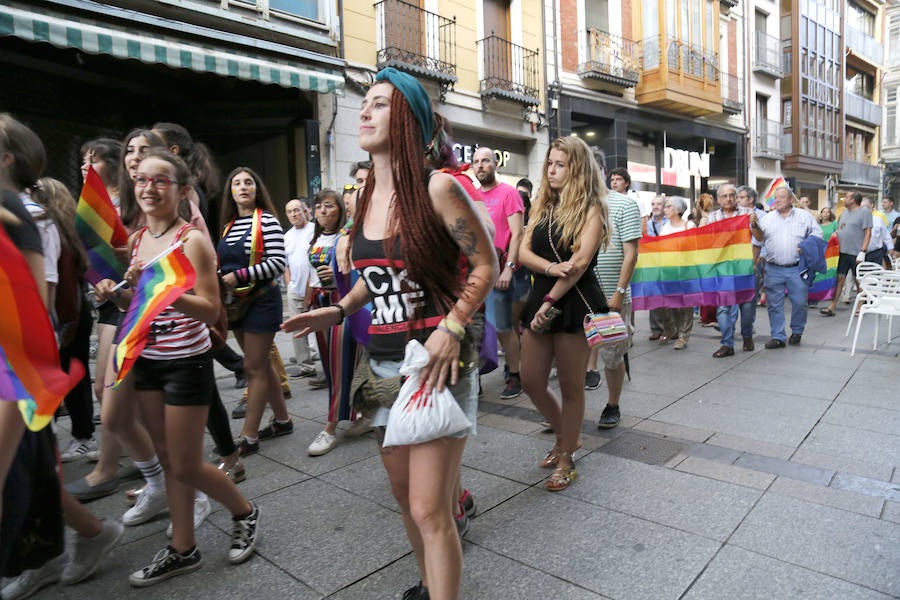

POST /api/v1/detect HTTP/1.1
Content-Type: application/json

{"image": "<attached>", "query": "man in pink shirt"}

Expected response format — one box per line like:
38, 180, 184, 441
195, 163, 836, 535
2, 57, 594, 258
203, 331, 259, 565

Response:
473, 147, 528, 399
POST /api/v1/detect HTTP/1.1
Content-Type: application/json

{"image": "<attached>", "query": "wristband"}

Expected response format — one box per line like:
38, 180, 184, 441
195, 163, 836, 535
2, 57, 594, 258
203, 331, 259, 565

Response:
544, 262, 556, 275
543, 294, 557, 305
437, 324, 461, 341
334, 303, 345, 325
440, 317, 466, 339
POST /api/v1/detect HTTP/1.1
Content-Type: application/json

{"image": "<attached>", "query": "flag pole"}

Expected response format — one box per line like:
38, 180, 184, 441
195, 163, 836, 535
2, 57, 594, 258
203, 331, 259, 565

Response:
109, 240, 184, 293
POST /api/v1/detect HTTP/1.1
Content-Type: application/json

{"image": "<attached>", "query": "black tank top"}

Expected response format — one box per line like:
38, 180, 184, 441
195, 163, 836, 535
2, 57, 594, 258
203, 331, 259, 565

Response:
352, 233, 449, 361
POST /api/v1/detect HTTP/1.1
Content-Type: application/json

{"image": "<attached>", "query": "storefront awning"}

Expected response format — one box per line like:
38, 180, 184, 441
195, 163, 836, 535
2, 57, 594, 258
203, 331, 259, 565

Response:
0, 3, 344, 95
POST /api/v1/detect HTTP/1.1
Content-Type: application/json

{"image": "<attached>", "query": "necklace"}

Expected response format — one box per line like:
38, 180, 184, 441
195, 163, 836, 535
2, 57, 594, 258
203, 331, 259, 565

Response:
149, 217, 180, 239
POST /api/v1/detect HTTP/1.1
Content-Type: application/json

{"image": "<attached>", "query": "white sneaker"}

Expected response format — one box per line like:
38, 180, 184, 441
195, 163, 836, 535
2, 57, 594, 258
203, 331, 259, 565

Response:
1, 553, 67, 599
123, 488, 169, 526
166, 494, 212, 538
61, 519, 124, 584
307, 430, 338, 456
60, 438, 98, 462
344, 416, 374, 437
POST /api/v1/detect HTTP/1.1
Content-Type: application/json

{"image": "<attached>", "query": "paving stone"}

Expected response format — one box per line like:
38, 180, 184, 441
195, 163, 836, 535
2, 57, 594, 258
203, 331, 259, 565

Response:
799, 422, 900, 468
328, 545, 609, 600
790, 448, 894, 482
834, 382, 900, 411
706, 432, 795, 460
730, 494, 900, 596
257, 418, 380, 476
684, 443, 743, 463
734, 453, 834, 486
462, 426, 561, 485
768, 477, 884, 517
29, 520, 320, 600
821, 403, 900, 437
208, 478, 409, 596
469, 488, 721, 600
830, 473, 900, 503
477, 412, 545, 435
632, 419, 715, 442
883, 501, 900, 525
711, 368, 847, 400
564, 453, 761, 541
675, 456, 775, 490
682, 545, 894, 600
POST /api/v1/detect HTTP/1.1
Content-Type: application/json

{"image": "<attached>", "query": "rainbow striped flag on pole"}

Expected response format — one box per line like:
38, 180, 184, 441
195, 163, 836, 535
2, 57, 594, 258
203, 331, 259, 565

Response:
631, 215, 756, 310
0, 225, 84, 430
75, 165, 129, 285
112, 243, 196, 388
808, 236, 840, 301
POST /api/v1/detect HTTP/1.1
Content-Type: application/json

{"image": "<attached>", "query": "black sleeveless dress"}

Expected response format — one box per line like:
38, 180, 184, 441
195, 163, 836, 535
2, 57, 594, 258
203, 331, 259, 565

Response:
521, 218, 609, 334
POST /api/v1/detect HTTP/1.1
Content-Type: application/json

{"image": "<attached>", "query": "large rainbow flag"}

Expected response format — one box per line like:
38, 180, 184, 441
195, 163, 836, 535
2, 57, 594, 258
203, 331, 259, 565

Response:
808, 235, 840, 301
631, 215, 756, 310
0, 225, 84, 430
75, 166, 129, 285
112, 244, 196, 388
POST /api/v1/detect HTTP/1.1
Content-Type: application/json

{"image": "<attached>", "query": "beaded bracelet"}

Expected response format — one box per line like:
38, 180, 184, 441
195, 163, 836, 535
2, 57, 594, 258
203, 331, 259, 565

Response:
440, 317, 466, 338
544, 262, 556, 275
436, 324, 461, 340
334, 303, 345, 325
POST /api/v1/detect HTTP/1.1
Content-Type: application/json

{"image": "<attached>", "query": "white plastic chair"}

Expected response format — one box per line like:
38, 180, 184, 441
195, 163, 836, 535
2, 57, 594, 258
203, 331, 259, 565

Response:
845, 262, 885, 336
850, 272, 900, 356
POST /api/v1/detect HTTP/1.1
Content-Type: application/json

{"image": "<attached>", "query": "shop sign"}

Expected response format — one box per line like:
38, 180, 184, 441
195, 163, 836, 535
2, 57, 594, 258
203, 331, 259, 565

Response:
453, 143, 513, 168
664, 147, 710, 178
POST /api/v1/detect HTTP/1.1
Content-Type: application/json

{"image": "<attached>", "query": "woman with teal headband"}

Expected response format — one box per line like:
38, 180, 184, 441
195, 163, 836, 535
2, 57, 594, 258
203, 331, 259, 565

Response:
283, 70, 498, 599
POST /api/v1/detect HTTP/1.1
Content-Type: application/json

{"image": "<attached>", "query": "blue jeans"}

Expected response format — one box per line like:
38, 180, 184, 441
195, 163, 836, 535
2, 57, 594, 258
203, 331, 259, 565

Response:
717, 300, 756, 348
764, 264, 808, 341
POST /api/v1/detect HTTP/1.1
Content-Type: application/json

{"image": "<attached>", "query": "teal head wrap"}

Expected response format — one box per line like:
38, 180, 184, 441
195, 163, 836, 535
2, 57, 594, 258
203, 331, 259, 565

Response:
375, 67, 434, 148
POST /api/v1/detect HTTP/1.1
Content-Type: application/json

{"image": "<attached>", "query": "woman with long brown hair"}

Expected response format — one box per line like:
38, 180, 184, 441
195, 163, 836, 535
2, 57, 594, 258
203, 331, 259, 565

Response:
282, 68, 497, 600
518, 136, 609, 492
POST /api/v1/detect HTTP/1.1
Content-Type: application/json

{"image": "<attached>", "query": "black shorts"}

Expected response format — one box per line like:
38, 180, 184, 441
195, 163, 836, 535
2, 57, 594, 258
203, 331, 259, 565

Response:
97, 301, 123, 326
133, 350, 214, 406
836, 253, 856, 277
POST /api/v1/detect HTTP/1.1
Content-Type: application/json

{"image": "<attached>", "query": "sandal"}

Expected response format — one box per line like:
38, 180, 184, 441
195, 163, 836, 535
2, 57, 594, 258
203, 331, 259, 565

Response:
539, 440, 582, 469
546, 452, 577, 492
819, 307, 835, 317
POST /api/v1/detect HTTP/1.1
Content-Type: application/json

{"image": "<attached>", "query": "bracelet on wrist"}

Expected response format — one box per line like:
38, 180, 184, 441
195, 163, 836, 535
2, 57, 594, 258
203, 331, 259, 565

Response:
440, 317, 466, 339
436, 324, 461, 341
334, 303, 345, 325
544, 262, 556, 275
543, 294, 557, 306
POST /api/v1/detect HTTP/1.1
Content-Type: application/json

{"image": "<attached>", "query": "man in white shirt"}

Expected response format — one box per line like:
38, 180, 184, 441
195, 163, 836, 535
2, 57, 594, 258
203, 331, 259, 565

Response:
284, 198, 317, 377
861, 197, 891, 266
750, 186, 822, 347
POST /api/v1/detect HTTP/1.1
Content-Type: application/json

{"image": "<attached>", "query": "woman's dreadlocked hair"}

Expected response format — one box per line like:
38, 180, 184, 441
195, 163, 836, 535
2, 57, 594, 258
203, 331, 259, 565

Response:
348, 86, 460, 317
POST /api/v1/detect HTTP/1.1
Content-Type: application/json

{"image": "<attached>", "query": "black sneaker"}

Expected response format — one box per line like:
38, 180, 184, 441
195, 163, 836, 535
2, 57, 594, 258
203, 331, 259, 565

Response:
402, 581, 430, 600
228, 503, 260, 564
460, 489, 476, 518
258, 418, 294, 440
584, 370, 602, 390
598, 404, 620, 429
455, 508, 471, 539
234, 370, 247, 389
499, 375, 522, 399
236, 437, 259, 457
765, 338, 786, 349
129, 546, 202, 587
231, 398, 247, 419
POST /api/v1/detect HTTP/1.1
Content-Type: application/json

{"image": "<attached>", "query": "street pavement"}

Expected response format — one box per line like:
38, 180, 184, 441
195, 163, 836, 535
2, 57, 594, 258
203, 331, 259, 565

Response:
23, 300, 900, 599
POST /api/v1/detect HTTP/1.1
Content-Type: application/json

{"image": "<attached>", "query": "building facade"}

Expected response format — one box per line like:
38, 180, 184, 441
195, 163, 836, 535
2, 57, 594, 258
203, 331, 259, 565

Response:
881, 0, 900, 205
336, 0, 547, 191
0, 0, 345, 229
545, 0, 748, 211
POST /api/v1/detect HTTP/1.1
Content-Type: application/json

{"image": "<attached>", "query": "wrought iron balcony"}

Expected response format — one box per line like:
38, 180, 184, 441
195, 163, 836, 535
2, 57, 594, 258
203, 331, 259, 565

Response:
721, 72, 742, 113
665, 37, 719, 82
375, 0, 457, 96
477, 34, 540, 107
841, 160, 881, 187
754, 119, 785, 159
577, 29, 641, 87
753, 31, 783, 78
846, 25, 883, 66
844, 90, 882, 126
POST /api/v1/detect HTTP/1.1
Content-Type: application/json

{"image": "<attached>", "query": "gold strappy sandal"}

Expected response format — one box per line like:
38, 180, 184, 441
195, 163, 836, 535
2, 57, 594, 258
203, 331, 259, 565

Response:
540, 440, 582, 469
546, 452, 577, 492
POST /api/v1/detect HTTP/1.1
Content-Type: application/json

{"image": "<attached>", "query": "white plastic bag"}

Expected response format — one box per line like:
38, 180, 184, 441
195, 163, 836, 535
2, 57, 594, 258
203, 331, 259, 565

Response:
381, 340, 472, 447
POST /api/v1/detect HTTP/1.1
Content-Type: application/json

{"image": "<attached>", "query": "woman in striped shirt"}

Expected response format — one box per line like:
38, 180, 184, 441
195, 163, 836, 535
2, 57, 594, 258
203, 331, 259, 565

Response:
217, 167, 291, 455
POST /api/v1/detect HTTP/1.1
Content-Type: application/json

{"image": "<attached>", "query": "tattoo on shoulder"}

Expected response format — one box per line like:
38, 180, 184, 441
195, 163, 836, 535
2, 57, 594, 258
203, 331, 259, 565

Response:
449, 217, 480, 256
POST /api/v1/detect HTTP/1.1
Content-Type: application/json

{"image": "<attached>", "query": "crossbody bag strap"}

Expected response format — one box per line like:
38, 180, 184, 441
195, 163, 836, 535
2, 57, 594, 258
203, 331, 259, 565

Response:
547, 206, 598, 314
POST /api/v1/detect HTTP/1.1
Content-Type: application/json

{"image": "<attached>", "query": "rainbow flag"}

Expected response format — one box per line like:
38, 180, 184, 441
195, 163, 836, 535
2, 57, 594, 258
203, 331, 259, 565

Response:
808, 236, 840, 301
0, 225, 85, 430
112, 245, 196, 388
75, 165, 129, 285
631, 215, 756, 310
763, 176, 789, 208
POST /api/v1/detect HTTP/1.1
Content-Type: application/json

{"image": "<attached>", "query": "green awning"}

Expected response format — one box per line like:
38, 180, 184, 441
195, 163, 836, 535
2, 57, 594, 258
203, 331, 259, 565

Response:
0, 2, 344, 95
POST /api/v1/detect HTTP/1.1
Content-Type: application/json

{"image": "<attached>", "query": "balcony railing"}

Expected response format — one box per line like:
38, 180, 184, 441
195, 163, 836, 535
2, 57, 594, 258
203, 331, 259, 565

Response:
753, 31, 784, 78
577, 29, 641, 87
721, 72, 742, 113
375, 0, 457, 92
477, 34, 540, 106
754, 119, 785, 159
665, 37, 719, 82
841, 160, 881, 186
844, 90, 882, 126
846, 25, 883, 65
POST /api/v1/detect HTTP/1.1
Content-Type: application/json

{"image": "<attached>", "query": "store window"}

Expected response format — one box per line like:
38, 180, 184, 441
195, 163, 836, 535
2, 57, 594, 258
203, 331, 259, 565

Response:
887, 87, 898, 146
847, 70, 875, 100
269, 0, 318, 20
585, 0, 609, 33
847, 1, 875, 36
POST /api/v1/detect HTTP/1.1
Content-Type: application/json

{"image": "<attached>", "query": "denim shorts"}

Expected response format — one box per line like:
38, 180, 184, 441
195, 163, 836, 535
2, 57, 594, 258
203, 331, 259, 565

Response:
493, 269, 532, 332
369, 358, 478, 439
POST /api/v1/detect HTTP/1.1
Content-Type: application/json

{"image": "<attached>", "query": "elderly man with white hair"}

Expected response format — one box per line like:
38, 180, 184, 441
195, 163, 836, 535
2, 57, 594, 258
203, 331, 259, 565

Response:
708, 184, 758, 357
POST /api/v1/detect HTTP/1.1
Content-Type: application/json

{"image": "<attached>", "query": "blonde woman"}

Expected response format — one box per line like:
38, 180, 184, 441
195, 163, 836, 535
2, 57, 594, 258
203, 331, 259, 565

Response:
518, 136, 610, 491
